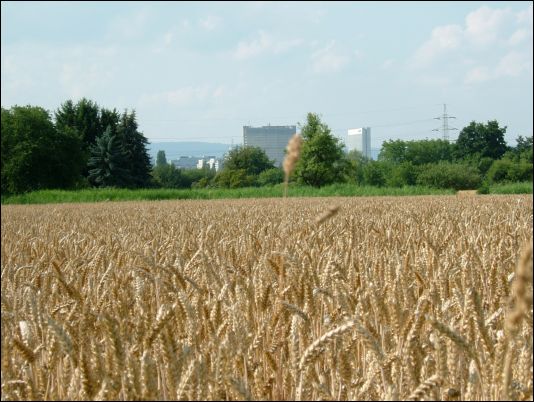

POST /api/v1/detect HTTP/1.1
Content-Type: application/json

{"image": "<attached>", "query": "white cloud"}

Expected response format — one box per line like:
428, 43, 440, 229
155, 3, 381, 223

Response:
412, 24, 463, 68
464, 6, 513, 46
310, 41, 349, 73
464, 51, 532, 84
199, 15, 221, 31
495, 51, 532, 78
411, 3, 533, 84
234, 31, 302, 60
508, 28, 531, 45
234, 31, 271, 59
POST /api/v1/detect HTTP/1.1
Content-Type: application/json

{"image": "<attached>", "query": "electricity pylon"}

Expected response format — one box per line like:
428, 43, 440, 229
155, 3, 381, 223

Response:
432, 104, 457, 142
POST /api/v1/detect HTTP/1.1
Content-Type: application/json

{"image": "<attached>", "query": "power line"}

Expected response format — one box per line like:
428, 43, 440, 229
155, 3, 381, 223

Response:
432, 104, 457, 142
339, 118, 435, 130
148, 119, 436, 143
144, 105, 450, 144
329, 118, 435, 135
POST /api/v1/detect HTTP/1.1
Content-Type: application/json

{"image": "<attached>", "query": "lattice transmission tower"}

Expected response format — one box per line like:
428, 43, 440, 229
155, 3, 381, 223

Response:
432, 104, 457, 142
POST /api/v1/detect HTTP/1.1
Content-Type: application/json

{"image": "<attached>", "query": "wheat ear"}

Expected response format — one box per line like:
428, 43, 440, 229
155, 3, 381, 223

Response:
283, 133, 302, 198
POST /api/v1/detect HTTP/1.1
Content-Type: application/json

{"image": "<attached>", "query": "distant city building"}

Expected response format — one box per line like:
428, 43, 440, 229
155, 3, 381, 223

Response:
347, 127, 371, 159
243, 125, 297, 166
206, 157, 220, 171
171, 156, 199, 170
197, 156, 222, 171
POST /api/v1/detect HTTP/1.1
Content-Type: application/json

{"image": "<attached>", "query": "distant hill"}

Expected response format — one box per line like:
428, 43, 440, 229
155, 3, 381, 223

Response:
147, 141, 233, 163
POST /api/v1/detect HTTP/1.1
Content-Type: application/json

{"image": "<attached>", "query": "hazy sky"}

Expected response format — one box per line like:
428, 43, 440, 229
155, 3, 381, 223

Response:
2, 1, 532, 149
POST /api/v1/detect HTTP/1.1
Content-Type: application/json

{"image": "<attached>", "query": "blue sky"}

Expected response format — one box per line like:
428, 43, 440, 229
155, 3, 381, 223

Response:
2, 1, 532, 150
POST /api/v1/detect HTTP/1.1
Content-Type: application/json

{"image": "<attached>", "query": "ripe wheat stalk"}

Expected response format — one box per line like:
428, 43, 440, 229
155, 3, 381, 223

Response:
1, 193, 532, 400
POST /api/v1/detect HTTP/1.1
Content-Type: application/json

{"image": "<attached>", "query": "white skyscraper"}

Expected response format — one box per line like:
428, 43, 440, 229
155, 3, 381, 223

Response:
347, 127, 371, 159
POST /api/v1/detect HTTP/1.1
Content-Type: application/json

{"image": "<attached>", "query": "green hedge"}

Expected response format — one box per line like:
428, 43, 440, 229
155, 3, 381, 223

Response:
416, 162, 482, 190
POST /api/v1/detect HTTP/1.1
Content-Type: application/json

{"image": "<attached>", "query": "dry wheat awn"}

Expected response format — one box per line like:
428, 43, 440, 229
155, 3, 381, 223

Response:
1, 195, 532, 400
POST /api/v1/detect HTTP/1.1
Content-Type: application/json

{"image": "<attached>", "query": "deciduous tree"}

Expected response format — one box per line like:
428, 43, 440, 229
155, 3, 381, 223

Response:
294, 113, 347, 187
455, 120, 508, 161
1, 105, 84, 194
222, 146, 274, 176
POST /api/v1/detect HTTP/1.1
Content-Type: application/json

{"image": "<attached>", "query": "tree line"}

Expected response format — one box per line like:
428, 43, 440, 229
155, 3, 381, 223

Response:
2, 103, 532, 195
357, 119, 531, 190
2, 99, 152, 194
153, 112, 531, 191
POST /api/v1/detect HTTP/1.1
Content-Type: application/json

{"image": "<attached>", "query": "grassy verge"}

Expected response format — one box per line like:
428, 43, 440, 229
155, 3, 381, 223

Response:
1, 184, 457, 205
487, 181, 533, 194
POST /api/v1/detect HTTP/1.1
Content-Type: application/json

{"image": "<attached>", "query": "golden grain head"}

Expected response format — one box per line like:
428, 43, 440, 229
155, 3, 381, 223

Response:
283, 133, 303, 179
1, 195, 532, 401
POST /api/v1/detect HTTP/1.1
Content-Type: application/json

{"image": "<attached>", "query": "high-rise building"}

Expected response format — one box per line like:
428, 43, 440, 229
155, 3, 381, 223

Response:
347, 127, 371, 159
171, 156, 198, 169
243, 125, 297, 166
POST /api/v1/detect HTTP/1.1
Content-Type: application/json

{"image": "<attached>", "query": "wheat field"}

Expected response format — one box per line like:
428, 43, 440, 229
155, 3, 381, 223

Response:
1, 195, 532, 401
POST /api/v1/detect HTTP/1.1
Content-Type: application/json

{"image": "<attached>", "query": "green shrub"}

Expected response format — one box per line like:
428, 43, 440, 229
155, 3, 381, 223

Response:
191, 177, 211, 189
182, 168, 216, 188
385, 162, 419, 187
257, 168, 284, 186
489, 181, 533, 194
363, 162, 386, 187
152, 164, 184, 188
477, 182, 490, 194
416, 162, 481, 190
486, 159, 533, 184
214, 169, 255, 188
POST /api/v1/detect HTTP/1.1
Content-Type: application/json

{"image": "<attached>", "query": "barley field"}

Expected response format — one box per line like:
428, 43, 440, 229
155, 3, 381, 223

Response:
1, 195, 532, 401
